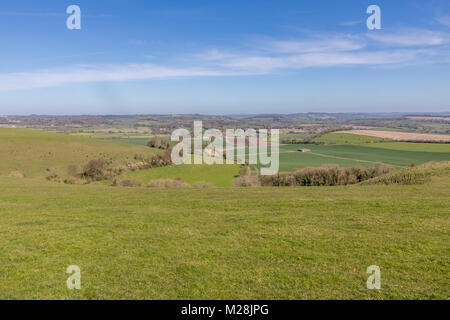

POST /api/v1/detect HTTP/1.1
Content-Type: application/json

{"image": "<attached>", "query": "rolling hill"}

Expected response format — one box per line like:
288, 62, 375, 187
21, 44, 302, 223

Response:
0, 127, 159, 179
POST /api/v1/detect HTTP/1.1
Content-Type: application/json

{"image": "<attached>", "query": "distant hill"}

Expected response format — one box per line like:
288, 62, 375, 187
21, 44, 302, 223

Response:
0, 127, 158, 179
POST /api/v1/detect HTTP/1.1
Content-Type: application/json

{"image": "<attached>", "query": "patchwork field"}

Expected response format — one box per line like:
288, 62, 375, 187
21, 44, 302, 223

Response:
109, 132, 450, 174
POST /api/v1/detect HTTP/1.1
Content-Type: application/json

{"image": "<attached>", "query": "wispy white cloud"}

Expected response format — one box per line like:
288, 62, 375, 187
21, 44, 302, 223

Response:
1, 30, 449, 92
199, 48, 441, 71
0, 64, 236, 92
129, 40, 147, 46
367, 28, 450, 46
196, 31, 450, 71
267, 34, 366, 53
437, 16, 450, 27
0, 11, 110, 18
0, 11, 63, 17
339, 20, 364, 26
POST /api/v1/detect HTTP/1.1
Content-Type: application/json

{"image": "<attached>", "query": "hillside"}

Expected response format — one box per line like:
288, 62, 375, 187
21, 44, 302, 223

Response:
0, 163, 448, 299
0, 127, 159, 179
0, 127, 448, 299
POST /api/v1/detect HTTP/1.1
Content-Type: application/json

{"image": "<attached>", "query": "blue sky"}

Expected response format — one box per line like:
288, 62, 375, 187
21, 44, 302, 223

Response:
0, 0, 450, 115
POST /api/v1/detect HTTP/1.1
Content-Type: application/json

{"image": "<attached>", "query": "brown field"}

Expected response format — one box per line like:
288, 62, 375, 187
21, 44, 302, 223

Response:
340, 130, 450, 142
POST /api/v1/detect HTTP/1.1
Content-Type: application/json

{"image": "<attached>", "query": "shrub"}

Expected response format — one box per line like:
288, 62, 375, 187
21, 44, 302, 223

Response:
361, 168, 429, 185
234, 175, 261, 187
67, 164, 81, 177
129, 149, 172, 171
115, 179, 141, 187
259, 165, 393, 187
239, 165, 251, 177
46, 172, 62, 183
81, 158, 109, 181
8, 171, 24, 178
147, 137, 170, 150
64, 177, 84, 185
147, 178, 190, 188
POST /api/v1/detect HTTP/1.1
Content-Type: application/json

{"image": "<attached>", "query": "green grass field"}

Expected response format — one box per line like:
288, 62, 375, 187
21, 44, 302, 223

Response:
110, 137, 151, 146
124, 164, 241, 187
0, 127, 449, 299
0, 128, 159, 179
367, 142, 450, 153
0, 171, 448, 299
278, 143, 450, 171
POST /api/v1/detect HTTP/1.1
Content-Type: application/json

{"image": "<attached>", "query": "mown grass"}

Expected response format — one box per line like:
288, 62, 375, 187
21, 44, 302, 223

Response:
0, 172, 448, 299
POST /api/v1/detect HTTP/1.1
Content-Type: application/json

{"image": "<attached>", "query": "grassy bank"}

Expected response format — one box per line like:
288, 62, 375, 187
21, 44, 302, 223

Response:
0, 173, 448, 299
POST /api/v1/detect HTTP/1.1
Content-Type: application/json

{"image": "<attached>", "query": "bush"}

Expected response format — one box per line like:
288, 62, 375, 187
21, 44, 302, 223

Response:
234, 175, 261, 187
129, 149, 172, 171
46, 172, 62, 183
64, 176, 84, 185
67, 164, 81, 177
147, 178, 190, 188
8, 171, 24, 178
259, 165, 393, 187
147, 137, 170, 150
361, 168, 429, 185
239, 165, 251, 177
81, 158, 109, 181
112, 178, 142, 187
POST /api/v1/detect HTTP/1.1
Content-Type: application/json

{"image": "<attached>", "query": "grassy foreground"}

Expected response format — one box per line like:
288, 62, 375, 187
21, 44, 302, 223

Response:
0, 173, 448, 299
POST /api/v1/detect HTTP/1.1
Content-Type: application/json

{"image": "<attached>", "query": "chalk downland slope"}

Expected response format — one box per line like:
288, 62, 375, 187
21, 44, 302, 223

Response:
0, 161, 449, 299
0, 127, 159, 179
0, 127, 449, 299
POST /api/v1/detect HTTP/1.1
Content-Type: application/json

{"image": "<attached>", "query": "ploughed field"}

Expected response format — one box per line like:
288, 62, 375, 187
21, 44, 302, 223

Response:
340, 130, 450, 142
